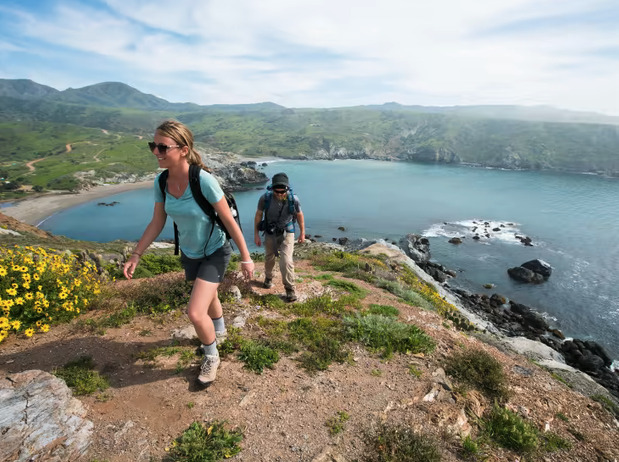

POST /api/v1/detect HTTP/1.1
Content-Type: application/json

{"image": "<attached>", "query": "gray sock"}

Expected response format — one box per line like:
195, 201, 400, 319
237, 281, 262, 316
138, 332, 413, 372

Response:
212, 316, 225, 333
202, 341, 218, 357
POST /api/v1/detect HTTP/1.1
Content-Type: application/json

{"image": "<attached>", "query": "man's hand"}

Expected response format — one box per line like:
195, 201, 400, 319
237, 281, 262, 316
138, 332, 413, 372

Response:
298, 234, 305, 244
254, 234, 262, 247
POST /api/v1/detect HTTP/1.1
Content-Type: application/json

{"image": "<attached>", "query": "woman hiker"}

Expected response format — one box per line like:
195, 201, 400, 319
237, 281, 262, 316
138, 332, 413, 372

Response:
123, 120, 255, 387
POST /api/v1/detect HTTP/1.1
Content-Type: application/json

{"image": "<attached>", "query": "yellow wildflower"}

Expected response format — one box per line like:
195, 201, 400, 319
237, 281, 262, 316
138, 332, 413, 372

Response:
24, 328, 35, 337
40, 324, 50, 333
11, 320, 21, 330
6, 288, 17, 296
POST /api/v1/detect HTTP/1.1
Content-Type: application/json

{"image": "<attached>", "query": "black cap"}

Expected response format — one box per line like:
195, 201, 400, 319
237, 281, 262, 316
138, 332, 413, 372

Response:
272, 172, 289, 188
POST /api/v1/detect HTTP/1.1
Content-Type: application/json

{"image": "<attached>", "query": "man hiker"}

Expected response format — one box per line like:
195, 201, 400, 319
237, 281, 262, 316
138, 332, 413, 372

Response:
254, 172, 305, 302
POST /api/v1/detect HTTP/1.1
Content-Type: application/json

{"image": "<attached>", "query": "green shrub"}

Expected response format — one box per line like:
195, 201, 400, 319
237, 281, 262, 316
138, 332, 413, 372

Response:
444, 349, 509, 401
343, 313, 436, 357
326, 279, 368, 297
326, 411, 350, 435
53, 356, 109, 395
238, 340, 280, 373
288, 317, 349, 372
168, 421, 243, 461
461, 435, 479, 457
366, 424, 441, 462
482, 405, 539, 453
367, 304, 399, 317
0, 245, 102, 342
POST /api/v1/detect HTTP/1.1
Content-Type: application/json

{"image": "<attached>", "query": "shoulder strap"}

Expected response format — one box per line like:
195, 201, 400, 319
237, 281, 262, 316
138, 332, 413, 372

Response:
158, 170, 169, 199
287, 190, 296, 218
188, 164, 219, 247
157, 170, 181, 255
264, 191, 272, 212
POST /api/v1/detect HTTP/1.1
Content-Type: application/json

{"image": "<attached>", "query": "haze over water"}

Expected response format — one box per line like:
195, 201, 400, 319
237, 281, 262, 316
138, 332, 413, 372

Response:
39, 160, 619, 361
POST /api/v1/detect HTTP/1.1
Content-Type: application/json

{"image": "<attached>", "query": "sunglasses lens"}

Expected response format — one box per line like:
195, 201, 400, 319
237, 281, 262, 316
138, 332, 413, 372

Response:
149, 142, 167, 154
274, 188, 287, 194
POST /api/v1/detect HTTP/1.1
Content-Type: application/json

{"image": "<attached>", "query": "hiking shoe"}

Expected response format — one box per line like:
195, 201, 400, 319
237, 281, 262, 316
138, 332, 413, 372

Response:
263, 278, 273, 289
198, 354, 220, 385
215, 330, 227, 343
285, 289, 297, 303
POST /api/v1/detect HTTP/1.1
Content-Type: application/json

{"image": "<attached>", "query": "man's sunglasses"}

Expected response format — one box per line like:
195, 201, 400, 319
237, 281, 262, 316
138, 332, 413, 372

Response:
273, 188, 288, 194
148, 142, 180, 154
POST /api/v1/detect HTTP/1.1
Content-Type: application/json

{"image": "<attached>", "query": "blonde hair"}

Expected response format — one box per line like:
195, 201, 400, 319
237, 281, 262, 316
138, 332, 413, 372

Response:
156, 120, 208, 169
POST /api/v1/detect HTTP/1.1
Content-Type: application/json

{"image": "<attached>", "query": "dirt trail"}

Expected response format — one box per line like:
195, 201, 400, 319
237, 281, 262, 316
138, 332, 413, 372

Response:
0, 258, 618, 462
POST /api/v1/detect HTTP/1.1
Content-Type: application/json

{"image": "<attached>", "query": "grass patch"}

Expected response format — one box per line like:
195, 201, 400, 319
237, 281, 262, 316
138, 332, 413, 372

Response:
367, 304, 399, 317
482, 404, 539, 454
166, 420, 243, 461
461, 435, 480, 458
591, 394, 619, 419
53, 356, 109, 395
288, 317, 350, 372
366, 424, 441, 462
93, 273, 192, 315
326, 279, 368, 297
237, 340, 280, 373
444, 349, 510, 401
289, 294, 361, 317
542, 432, 572, 452
136, 345, 196, 373
343, 313, 436, 358
408, 364, 422, 378
325, 411, 350, 435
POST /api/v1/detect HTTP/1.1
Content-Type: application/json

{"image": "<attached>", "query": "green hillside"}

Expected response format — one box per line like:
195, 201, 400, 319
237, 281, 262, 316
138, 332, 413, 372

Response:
1, 78, 618, 198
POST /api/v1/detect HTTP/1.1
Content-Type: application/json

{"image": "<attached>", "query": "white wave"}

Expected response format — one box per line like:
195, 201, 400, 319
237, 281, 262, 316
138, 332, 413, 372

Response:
422, 218, 527, 245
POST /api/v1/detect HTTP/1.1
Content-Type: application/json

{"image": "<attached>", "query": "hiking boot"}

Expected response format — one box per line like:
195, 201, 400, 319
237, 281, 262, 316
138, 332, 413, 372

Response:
198, 354, 220, 385
215, 330, 227, 343
263, 278, 273, 289
285, 288, 297, 303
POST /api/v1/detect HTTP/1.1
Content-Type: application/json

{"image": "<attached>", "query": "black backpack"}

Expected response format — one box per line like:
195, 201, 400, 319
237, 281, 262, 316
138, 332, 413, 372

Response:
158, 164, 242, 255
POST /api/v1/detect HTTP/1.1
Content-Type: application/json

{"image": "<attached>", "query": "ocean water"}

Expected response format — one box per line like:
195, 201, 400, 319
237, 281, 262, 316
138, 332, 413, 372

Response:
36, 160, 619, 360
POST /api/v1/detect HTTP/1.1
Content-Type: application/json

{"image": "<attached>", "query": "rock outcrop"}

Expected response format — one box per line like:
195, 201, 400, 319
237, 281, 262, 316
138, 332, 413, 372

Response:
0, 370, 93, 462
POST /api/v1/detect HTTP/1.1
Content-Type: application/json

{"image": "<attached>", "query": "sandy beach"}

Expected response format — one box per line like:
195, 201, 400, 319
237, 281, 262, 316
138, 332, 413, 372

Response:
0, 181, 152, 226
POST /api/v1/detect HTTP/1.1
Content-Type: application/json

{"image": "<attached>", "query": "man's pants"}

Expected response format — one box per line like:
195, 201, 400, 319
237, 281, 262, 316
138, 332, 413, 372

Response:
264, 232, 295, 290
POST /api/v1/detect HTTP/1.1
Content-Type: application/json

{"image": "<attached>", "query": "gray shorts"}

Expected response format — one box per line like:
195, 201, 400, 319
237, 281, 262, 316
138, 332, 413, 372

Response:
181, 242, 232, 283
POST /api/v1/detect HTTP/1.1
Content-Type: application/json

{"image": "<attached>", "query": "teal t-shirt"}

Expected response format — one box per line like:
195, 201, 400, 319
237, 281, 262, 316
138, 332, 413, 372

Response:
154, 169, 226, 258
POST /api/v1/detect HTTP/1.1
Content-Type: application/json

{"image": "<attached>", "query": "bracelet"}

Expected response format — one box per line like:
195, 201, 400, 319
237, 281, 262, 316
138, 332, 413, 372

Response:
132, 251, 142, 257
240, 260, 253, 264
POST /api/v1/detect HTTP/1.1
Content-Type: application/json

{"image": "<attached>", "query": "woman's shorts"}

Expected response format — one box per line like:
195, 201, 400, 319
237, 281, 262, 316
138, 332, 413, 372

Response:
181, 242, 232, 283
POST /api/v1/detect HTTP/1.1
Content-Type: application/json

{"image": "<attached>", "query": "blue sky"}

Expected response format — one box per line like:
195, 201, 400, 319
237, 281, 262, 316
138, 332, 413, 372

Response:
1, 0, 618, 115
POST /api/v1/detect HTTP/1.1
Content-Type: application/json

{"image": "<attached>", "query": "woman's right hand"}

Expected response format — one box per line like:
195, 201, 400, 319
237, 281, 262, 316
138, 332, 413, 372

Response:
123, 254, 141, 279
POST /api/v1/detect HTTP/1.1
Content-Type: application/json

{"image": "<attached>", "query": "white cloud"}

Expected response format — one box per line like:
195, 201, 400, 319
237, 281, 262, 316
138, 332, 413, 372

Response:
1, 0, 618, 114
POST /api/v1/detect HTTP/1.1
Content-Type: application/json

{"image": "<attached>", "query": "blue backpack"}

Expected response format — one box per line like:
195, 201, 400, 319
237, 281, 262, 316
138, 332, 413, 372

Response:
260, 186, 298, 234
158, 164, 241, 255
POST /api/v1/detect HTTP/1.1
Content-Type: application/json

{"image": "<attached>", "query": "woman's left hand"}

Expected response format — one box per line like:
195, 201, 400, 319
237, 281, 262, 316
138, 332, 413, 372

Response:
240, 260, 254, 280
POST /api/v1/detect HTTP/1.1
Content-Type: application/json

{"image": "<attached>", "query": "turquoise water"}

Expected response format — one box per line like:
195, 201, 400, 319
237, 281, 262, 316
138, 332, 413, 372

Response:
37, 160, 619, 360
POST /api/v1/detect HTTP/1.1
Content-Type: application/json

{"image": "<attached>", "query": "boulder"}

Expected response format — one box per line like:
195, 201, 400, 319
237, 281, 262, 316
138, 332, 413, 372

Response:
521, 259, 552, 279
0, 370, 93, 462
507, 266, 545, 283
398, 234, 430, 264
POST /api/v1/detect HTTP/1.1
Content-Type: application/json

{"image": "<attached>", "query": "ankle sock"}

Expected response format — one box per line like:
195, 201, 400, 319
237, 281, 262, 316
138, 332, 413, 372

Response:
212, 316, 226, 333
202, 340, 218, 357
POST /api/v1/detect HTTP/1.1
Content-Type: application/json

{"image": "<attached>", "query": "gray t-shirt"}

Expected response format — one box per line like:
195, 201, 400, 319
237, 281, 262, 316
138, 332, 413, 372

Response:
258, 192, 301, 233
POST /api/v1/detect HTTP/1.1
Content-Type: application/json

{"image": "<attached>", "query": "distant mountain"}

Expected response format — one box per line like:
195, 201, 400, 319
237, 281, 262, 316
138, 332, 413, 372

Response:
50, 82, 203, 112
0, 79, 59, 99
364, 103, 619, 126
1, 78, 619, 177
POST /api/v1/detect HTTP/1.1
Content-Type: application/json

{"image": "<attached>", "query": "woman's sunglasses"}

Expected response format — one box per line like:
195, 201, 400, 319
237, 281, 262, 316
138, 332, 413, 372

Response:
273, 188, 288, 194
148, 142, 180, 154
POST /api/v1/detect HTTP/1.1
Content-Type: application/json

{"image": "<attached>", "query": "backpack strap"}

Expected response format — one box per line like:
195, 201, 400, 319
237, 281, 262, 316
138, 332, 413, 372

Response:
158, 170, 181, 256
188, 164, 219, 247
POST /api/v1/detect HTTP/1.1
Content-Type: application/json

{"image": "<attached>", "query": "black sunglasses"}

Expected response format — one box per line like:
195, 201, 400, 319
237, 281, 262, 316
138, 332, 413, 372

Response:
148, 142, 180, 154
273, 188, 288, 194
